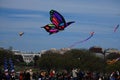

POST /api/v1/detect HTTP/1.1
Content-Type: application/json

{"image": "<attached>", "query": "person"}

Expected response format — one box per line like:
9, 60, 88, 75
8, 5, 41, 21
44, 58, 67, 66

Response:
0, 70, 2, 80
110, 71, 118, 80
19, 71, 23, 80
77, 69, 84, 80
63, 69, 71, 80
49, 69, 56, 80
38, 71, 43, 80
23, 69, 30, 80
10, 71, 15, 80
2, 69, 11, 80
71, 68, 78, 80
4, 71, 11, 80
29, 69, 33, 80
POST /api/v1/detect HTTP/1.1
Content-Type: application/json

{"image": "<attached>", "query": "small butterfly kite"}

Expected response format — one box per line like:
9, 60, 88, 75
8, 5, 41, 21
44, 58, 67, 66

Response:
41, 10, 75, 35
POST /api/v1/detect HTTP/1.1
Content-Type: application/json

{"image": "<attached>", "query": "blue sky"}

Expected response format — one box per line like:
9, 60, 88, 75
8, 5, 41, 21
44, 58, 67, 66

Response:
0, 0, 120, 52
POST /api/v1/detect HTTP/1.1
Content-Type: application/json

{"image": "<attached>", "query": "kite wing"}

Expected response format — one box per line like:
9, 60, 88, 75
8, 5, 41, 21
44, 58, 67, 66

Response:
41, 24, 59, 35
69, 32, 94, 48
50, 10, 66, 30
114, 24, 119, 32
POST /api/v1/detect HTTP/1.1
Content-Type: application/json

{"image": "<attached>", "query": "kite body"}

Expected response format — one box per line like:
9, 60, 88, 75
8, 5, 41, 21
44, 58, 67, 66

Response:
107, 57, 120, 64
69, 32, 94, 48
114, 24, 119, 32
42, 10, 75, 34
19, 32, 24, 36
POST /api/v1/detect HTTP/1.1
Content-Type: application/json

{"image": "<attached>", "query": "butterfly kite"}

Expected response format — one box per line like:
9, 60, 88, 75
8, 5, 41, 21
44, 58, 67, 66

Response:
42, 10, 75, 35
69, 32, 94, 48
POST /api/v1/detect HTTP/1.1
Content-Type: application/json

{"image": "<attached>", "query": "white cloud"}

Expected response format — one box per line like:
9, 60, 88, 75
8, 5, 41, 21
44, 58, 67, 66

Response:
10, 14, 44, 18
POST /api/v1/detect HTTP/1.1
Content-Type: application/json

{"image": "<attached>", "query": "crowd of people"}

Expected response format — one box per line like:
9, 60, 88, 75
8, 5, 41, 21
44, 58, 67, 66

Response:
0, 68, 120, 80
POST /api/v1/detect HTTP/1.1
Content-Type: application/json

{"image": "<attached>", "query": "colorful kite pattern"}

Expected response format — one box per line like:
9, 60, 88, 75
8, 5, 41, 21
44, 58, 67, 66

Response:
42, 10, 75, 35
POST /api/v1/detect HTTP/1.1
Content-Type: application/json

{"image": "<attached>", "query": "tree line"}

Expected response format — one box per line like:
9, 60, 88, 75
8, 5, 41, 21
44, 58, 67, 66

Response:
0, 47, 120, 73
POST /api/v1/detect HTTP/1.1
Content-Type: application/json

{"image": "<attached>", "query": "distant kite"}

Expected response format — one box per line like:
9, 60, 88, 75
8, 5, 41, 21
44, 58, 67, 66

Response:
114, 24, 119, 32
69, 32, 94, 48
19, 32, 24, 36
0, 32, 24, 44
107, 57, 120, 65
41, 10, 75, 35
